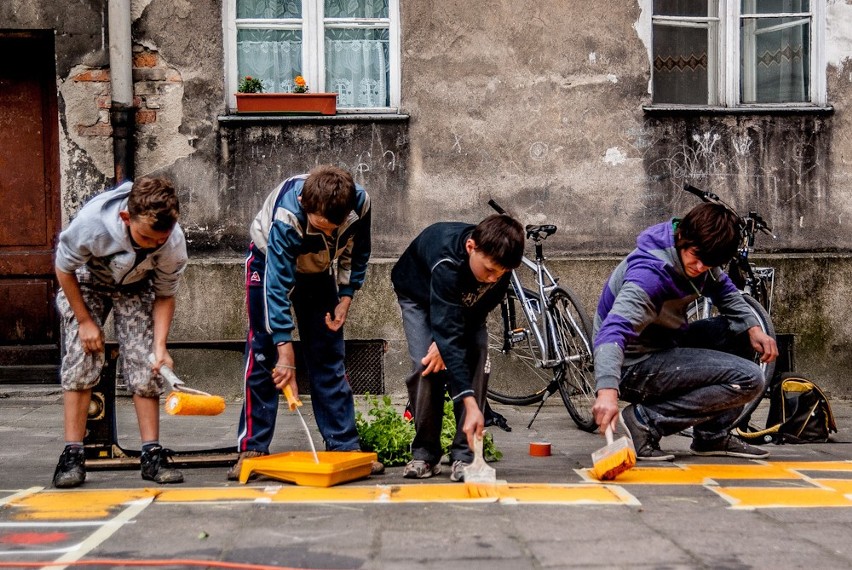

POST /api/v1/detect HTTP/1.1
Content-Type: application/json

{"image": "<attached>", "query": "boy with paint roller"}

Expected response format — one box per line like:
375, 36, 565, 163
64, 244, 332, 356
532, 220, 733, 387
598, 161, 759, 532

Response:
52, 177, 187, 488
228, 165, 383, 480
591, 202, 777, 462
391, 214, 524, 482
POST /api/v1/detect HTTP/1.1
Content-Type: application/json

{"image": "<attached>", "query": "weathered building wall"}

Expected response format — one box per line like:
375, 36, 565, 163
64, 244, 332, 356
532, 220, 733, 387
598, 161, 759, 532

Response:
3, 1, 852, 395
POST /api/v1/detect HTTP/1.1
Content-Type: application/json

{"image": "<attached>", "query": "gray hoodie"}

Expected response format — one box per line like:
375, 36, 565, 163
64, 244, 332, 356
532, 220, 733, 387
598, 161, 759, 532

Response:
55, 182, 187, 297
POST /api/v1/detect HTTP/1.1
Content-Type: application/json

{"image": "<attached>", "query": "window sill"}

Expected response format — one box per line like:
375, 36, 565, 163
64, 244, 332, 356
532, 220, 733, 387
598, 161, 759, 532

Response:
218, 112, 410, 124
643, 104, 834, 116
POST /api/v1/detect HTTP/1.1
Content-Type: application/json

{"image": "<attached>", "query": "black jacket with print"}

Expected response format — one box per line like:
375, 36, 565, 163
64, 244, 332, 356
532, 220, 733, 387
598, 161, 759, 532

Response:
391, 222, 510, 399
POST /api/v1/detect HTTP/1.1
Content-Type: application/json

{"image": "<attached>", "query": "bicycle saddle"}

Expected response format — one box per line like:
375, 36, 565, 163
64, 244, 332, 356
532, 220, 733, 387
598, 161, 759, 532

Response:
525, 224, 557, 240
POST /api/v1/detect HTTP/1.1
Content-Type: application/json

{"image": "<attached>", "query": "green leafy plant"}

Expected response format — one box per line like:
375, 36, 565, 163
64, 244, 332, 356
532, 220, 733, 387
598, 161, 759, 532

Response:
238, 75, 264, 93
439, 398, 503, 462
356, 393, 503, 466
356, 394, 414, 466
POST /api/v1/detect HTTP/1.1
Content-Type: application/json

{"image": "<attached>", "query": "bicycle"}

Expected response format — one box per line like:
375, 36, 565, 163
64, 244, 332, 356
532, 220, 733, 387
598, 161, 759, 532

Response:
681, 184, 777, 434
484, 199, 597, 432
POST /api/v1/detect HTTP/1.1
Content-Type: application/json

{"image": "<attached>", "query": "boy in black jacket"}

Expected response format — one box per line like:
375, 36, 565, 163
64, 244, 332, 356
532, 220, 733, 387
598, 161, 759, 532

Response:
391, 214, 524, 481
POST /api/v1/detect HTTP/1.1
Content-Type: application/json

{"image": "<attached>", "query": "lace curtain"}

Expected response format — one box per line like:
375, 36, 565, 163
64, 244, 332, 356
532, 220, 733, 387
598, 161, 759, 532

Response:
326, 31, 389, 107
237, 30, 302, 93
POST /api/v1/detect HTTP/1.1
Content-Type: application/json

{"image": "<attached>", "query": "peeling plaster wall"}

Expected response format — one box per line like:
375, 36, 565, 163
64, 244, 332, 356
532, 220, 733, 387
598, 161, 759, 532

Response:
5, 1, 852, 393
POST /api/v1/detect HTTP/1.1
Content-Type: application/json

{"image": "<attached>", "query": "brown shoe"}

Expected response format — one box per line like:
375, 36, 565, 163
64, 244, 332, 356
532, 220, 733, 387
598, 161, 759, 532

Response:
370, 460, 385, 476
227, 450, 267, 481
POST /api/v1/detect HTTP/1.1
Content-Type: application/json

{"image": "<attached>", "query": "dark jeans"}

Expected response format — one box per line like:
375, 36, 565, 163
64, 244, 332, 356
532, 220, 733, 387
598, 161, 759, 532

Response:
236, 244, 360, 453
397, 295, 488, 465
619, 317, 765, 443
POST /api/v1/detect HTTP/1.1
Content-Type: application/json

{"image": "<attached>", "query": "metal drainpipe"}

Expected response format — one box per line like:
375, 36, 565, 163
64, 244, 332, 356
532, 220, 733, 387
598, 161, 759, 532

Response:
107, 0, 136, 184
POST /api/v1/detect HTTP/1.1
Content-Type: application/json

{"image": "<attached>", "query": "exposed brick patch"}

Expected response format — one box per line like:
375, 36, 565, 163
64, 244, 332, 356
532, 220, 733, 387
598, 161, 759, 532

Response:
136, 110, 157, 124
77, 123, 113, 137
72, 69, 110, 82
133, 52, 158, 68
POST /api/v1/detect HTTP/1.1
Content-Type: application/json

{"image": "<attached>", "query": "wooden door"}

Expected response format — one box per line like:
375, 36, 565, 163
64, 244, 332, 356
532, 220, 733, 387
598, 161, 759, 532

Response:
0, 32, 61, 383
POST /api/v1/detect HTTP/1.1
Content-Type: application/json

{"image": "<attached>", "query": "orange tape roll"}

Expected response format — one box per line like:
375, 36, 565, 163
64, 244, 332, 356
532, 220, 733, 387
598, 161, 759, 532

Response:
165, 391, 226, 416
529, 442, 552, 457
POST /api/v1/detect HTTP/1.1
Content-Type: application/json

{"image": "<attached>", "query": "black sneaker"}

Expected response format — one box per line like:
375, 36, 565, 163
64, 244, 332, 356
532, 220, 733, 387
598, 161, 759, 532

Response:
53, 447, 86, 488
620, 405, 675, 462
690, 435, 770, 459
140, 446, 184, 484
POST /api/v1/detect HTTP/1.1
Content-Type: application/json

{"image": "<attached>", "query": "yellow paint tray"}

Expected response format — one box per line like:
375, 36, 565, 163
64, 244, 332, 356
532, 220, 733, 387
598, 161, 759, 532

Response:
239, 451, 377, 487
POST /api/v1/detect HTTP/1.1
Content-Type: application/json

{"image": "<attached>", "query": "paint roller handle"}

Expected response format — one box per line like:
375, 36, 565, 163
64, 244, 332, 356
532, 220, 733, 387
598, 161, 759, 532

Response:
148, 353, 182, 389
283, 385, 303, 412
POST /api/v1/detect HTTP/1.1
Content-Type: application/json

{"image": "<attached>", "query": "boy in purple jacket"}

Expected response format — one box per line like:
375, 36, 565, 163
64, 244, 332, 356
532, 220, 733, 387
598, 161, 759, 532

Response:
592, 203, 777, 461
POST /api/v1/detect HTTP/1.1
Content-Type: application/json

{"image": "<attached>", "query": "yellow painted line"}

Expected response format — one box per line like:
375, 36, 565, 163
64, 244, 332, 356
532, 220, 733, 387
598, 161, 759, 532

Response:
161, 483, 636, 505
712, 486, 852, 509
5, 484, 638, 510
155, 487, 276, 502
814, 479, 852, 494
7, 489, 156, 520
770, 461, 852, 472
577, 462, 798, 485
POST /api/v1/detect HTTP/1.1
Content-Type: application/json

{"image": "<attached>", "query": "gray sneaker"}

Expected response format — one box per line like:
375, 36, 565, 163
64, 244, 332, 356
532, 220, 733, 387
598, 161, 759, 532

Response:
53, 446, 86, 489
690, 435, 770, 459
449, 460, 469, 483
621, 405, 675, 462
140, 446, 184, 484
402, 459, 441, 479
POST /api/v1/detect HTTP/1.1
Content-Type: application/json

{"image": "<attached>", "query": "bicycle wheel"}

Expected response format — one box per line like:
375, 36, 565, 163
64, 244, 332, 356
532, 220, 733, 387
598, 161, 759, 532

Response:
686, 293, 776, 435
686, 293, 776, 384
486, 288, 551, 405
549, 286, 598, 432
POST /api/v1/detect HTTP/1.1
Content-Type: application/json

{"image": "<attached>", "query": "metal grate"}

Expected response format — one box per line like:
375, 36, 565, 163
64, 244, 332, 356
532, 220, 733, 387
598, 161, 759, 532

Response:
296, 339, 385, 395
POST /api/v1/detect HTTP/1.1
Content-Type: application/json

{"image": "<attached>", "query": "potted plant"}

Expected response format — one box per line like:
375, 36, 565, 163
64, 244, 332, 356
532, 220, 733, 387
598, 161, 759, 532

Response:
235, 75, 337, 115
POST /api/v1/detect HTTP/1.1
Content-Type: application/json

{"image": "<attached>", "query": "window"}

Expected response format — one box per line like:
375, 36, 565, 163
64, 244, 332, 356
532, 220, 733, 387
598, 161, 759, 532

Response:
225, 0, 400, 111
651, 0, 825, 107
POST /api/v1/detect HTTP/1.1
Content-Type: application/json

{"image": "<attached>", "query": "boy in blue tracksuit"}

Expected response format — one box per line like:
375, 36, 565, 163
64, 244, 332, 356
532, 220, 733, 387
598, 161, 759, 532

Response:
228, 165, 381, 479
391, 215, 524, 482
592, 203, 778, 461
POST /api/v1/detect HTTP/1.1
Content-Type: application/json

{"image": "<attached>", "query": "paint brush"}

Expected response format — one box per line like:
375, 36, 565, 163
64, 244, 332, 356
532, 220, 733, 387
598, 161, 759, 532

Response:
591, 421, 637, 481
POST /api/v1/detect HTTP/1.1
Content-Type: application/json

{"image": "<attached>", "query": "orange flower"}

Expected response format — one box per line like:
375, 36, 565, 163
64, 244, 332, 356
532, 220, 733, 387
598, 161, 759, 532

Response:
294, 75, 306, 87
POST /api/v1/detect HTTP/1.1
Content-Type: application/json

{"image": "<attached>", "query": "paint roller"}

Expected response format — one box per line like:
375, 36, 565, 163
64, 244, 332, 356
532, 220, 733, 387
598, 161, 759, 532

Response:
590, 416, 637, 481
148, 353, 227, 416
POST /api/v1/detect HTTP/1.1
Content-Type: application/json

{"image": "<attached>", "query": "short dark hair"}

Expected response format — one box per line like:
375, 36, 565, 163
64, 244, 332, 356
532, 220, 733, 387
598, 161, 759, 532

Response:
471, 214, 525, 269
675, 202, 741, 268
128, 177, 180, 232
300, 165, 357, 225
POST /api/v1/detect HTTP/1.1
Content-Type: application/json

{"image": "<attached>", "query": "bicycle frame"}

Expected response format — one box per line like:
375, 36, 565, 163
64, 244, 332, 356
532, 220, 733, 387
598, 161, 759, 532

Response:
505, 242, 589, 370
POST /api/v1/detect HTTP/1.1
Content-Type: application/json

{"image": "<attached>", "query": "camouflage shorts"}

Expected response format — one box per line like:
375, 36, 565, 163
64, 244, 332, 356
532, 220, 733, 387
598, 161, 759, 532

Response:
57, 271, 162, 397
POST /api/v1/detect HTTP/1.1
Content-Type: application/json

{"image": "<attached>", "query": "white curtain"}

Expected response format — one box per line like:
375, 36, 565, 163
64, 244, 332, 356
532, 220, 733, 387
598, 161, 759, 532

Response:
237, 38, 302, 93
326, 39, 388, 107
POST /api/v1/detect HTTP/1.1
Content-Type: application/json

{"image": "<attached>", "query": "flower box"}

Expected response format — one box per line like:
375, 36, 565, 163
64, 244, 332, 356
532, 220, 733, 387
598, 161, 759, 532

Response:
235, 92, 337, 115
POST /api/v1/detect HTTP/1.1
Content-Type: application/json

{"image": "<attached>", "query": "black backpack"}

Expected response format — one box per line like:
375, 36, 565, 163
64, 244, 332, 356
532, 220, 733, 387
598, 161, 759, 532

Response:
739, 374, 837, 444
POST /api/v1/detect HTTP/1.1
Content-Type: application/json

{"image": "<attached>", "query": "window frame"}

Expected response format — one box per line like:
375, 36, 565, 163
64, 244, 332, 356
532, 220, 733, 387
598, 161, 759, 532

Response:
648, 0, 826, 109
224, 0, 401, 113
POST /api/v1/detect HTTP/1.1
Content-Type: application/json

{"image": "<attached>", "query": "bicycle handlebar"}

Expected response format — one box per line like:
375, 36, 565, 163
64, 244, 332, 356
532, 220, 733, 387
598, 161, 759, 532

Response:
682, 184, 773, 236
488, 199, 507, 215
